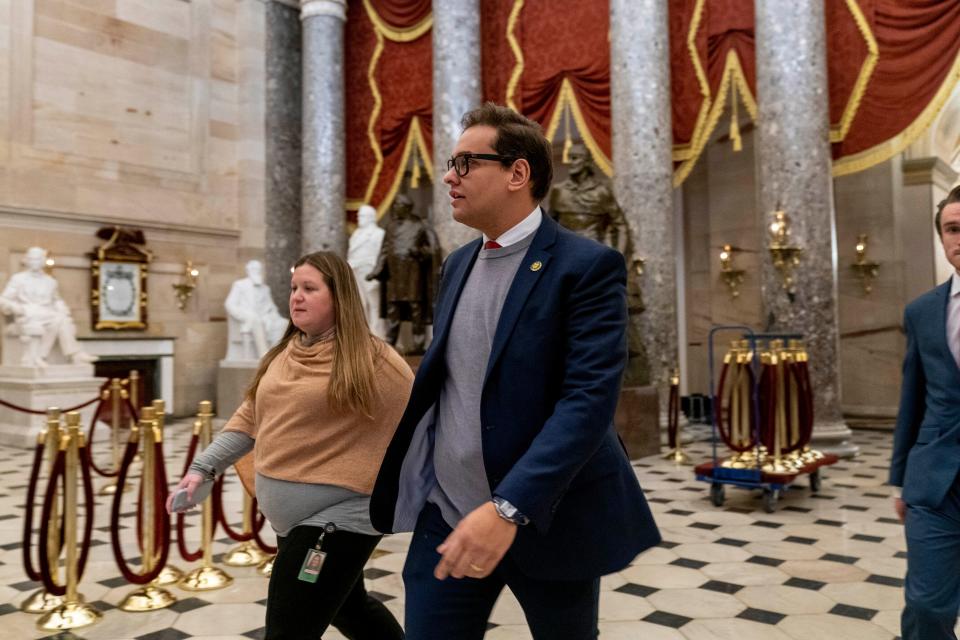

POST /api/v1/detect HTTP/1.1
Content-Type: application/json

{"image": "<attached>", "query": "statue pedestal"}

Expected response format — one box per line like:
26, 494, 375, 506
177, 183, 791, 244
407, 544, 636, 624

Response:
0, 366, 104, 447
217, 360, 258, 419
615, 385, 660, 461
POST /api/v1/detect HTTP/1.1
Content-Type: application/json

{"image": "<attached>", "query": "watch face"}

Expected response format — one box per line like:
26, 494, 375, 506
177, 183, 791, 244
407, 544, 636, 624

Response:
99, 262, 140, 322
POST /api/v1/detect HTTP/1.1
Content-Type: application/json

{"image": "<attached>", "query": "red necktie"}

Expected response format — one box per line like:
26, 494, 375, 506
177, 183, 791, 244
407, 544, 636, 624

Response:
484, 240, 502, 250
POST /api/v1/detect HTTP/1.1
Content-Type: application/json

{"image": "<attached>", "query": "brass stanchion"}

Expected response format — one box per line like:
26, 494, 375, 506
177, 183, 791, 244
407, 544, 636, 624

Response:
21, 408, 65, 613
180, 401, 233, 591
119, 406, 177, 611
100, 379, 132, 495
257, 554, 275, 577
129, 370, 143, 465
37, 413, 102, 631
223, 492, 269, 567
662, 369, 690, 465
151, 399, 184, 586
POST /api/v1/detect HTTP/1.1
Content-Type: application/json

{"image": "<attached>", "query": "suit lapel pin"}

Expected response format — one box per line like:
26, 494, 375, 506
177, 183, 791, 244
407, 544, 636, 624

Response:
530, 260, 543, 272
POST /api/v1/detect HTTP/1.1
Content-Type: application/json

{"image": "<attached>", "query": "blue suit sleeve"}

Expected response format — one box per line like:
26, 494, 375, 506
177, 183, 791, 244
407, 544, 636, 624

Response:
494, 248, 628, 534
889, 308, 925, 488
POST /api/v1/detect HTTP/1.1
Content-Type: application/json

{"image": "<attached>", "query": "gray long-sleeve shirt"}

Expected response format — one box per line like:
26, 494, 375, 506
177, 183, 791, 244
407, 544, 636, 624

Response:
189, 431, 376, 537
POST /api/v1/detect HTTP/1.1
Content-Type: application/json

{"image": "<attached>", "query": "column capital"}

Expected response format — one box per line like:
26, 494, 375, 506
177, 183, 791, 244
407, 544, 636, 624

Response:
300, 0, 346, 22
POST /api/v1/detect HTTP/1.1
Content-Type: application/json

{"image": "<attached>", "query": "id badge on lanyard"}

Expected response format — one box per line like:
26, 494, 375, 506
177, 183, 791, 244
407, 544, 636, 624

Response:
298, 522, 337, 583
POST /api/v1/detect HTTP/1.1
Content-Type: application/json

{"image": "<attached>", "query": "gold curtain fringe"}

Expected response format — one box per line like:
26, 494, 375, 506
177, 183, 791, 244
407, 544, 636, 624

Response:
829, 0, 879, 143
376, 116, 433, 218
832, 44, 960, 177
543, 78, 613, 177
673, 50, 757, 187
505, 0, 526, 112
361, 0, 432, 43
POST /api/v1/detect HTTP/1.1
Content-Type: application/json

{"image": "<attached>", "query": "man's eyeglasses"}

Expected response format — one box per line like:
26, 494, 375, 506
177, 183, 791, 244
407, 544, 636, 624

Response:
446, 153, 518, 178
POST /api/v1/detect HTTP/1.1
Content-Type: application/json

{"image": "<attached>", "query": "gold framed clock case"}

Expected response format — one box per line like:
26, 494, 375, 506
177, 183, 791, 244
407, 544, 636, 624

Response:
90, 227, 152, 331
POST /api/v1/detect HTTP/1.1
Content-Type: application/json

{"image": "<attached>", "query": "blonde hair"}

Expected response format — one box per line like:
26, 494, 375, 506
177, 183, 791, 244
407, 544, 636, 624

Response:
245, 251, 382, 416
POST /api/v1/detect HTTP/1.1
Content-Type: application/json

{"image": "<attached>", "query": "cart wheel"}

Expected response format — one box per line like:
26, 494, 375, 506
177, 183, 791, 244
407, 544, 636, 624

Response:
762, 488, 779, 513
809, 468, 822, 494
710, 483, 725, 507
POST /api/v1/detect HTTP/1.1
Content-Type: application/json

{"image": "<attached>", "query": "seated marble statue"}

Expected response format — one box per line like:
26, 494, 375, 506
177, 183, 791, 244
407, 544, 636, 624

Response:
0, 247, 96, 369
224, 260, 288, 362
348, 204, 386, 337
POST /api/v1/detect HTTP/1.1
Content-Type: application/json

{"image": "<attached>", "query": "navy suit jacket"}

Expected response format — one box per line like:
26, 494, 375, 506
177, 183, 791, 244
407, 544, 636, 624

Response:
370, 215, 660, 580
890, 279, 960, 508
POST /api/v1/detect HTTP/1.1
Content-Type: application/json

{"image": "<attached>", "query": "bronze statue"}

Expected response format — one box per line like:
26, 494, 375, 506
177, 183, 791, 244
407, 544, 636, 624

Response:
548, 142, 649, 386
366, 194, 441, 354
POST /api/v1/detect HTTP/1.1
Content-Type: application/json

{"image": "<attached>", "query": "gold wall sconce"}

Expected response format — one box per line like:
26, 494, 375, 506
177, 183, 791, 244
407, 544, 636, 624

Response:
718, 244, 746, 299
767, 209, 803, 295
172, 260, 199, 311
850, 233, 880, 294
633, 257, 646, 277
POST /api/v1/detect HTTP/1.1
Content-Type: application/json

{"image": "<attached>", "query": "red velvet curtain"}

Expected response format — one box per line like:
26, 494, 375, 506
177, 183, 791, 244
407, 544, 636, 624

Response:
344, 1, 432, 214
831, 0, 960, 164
346, 0, 960, 206
481, 1, 612, 168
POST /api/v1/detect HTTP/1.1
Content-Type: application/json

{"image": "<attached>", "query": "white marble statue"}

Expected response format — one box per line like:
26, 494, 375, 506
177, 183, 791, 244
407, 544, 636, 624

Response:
0, 247, 95, 368
348, 204, 386, 337
224, 260, 288, 361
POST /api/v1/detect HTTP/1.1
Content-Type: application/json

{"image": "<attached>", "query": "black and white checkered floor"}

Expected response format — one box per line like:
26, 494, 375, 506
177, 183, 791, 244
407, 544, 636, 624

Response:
0, 423, 917, 639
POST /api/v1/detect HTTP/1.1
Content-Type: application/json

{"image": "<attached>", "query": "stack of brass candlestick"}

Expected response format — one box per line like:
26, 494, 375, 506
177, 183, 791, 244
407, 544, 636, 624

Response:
715, 338, 823, 475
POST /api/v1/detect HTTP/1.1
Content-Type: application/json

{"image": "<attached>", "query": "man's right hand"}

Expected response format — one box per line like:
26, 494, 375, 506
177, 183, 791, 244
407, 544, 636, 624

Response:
894, 497, 907, 523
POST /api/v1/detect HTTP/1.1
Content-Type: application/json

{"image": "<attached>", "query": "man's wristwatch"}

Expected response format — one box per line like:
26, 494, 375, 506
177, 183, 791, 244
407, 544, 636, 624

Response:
492, 496, 530, 526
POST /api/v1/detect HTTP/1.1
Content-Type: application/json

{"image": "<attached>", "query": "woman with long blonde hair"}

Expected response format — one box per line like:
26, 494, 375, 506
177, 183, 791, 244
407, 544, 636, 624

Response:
167, 251, 412, 639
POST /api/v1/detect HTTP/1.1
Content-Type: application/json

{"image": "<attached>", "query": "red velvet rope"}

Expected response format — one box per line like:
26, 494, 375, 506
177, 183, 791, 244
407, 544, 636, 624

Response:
21, 441, 46, 582
715, 360, 757, 453
214, 473, 254, 543
175, 432, 204, 561
36, 442, 95, 597
0, 394, 102, 415
758, 364, 778, 452
109, 439, 170, 585
85, 399, 121, 478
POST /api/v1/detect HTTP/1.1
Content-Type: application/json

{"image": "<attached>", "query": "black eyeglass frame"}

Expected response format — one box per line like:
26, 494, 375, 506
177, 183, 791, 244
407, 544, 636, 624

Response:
446, 153, 519, 178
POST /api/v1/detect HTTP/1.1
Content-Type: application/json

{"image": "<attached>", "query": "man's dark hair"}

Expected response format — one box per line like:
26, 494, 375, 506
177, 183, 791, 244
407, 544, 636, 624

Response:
461, 102, 554, 202
935, 184, 960, 236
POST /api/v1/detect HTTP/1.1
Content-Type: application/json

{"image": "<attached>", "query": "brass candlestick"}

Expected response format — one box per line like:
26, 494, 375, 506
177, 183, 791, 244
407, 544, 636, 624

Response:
850, 233, 881, 294
37, 413, 102, 631
768, 210, 803, 295
718, 245, 746, 299
180, 401, 233, 591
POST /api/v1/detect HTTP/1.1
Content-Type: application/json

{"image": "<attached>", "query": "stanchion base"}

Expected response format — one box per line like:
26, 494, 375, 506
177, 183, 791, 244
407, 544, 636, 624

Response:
98, 480, 131, 496
257, 555, 275, 577
36, 600, 102, 631
179, 565, 233, 591
662, 448, 693, 465
155, 565, 184, 586
21, 588, 66, 613
223, 541, 268, 567
119, 585, 177, 611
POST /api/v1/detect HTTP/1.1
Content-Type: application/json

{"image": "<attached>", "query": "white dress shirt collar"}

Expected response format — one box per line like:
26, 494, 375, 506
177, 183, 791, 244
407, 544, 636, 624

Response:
483, 207, 542, 248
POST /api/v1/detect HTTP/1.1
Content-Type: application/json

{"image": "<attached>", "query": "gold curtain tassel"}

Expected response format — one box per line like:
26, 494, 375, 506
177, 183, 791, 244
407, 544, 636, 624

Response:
729, 81, 742, 152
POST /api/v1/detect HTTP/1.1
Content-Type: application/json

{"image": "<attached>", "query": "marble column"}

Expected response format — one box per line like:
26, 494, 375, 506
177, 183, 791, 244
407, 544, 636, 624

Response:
265, 0, 303, 311
300, 0, 347, 256
754, 1, 855, 456
609, 0, 678, 393
431, 0, 481, 254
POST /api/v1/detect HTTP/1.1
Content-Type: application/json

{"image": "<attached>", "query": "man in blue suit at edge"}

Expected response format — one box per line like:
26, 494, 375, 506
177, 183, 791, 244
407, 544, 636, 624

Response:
891, 184, 960, 640
370, 103, 660, 639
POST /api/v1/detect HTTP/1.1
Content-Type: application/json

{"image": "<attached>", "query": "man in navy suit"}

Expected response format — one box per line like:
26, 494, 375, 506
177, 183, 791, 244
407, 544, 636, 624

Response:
890, 184, 960, 640
370, 103, 659, 639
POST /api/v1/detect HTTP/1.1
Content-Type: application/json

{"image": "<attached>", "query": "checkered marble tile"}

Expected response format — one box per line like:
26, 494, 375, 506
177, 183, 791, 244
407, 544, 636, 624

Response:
0, 421, 928, 639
